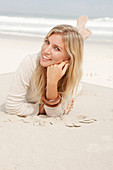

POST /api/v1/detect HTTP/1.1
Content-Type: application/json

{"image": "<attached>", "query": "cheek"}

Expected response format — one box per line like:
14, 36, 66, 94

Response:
53, 55, 66, 64
60, 53, 68, 61
41, 43, 48, 52
53, 53, 63, 61
41, 44, 45, 52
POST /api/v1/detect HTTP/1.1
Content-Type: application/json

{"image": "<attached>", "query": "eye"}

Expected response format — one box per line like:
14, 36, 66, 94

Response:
45, 39, 50, 44
54, 46, 60, 51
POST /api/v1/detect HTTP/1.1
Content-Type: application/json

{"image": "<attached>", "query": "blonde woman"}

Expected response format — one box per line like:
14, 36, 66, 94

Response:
5, 16, 91, 117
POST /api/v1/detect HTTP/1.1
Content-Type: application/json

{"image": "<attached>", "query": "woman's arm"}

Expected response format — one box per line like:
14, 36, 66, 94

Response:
46, 62, 69, 100
5, 55, 69, 117
41, 62, 69, 117
5, 55, 39, 116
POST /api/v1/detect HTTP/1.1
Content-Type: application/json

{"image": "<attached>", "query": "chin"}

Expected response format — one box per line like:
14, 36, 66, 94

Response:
40, 60, 49, 67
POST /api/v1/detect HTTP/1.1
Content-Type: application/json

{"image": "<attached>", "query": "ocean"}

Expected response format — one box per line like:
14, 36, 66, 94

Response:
0, 14, 113, 44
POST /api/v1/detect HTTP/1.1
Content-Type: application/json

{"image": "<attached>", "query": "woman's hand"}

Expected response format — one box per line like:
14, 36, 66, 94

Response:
46, 61, 69, 100
47, 61, 69, 85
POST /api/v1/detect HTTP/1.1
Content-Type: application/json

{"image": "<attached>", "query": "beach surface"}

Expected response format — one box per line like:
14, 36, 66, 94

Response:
0, 35, 113, 170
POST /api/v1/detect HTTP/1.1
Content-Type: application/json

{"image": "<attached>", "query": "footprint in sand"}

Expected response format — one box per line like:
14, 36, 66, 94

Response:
87, 136, 113, 153
101, 135, 113, 152
87, 143, 103, 153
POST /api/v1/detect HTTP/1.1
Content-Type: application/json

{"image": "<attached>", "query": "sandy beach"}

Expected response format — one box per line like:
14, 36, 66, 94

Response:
0, 35, 113, 170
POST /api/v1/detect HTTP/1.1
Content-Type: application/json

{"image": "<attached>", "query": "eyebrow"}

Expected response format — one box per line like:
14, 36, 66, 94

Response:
47, 38, 63, 50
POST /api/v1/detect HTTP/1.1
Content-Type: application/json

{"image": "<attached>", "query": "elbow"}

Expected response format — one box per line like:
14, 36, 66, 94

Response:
5, 101, 17, 115
5, 101, 10, 113
5, 100, 23, 116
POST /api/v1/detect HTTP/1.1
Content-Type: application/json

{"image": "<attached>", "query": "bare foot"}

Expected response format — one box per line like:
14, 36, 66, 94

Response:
77, 16, 88, 30
80, 28, 92, 40
76, 16, 92, 40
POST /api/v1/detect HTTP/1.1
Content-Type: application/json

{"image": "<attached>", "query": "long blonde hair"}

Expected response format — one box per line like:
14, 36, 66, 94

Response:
32, 24, 84, 104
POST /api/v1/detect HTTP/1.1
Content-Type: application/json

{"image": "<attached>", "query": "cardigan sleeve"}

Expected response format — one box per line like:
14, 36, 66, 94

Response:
44, 104, 64, 117
5, 55, 39, 116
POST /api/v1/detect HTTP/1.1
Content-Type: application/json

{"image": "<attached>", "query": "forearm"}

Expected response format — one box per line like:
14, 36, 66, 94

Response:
5, 95, 39, 116
41, 83, 63, 117
46, 62, 69, 100
46, 82, 58, 100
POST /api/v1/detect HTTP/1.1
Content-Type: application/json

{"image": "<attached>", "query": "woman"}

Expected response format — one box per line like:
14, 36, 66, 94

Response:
5, 16, 91, 117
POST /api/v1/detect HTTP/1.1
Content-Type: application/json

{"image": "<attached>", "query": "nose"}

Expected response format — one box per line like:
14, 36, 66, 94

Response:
45, 45, 52, 54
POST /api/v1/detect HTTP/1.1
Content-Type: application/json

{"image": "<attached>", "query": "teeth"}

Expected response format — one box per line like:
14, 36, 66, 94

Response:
43, 56, 50, 60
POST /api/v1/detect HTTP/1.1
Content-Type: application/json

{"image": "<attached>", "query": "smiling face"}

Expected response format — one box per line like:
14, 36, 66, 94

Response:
40, 33, 69, 67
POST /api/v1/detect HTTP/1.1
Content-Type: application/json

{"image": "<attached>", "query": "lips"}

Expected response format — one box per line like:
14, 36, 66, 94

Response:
42, 55, 51, 61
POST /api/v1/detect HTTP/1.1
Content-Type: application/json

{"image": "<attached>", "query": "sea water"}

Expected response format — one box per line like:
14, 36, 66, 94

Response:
0, 14, 113, 44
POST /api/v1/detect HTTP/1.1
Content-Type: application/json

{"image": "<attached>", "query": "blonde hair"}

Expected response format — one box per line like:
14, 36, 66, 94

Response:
32, 24, 84, 105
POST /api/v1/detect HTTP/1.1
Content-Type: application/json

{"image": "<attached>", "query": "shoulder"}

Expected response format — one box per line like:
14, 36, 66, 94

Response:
17, 52, 40, 74
15, 52, 41, 84
20, 52, 40, 71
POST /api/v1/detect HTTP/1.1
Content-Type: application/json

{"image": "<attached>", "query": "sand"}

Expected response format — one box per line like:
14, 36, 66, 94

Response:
0, 35, 113, 170
0, 35, 43, 74
0, 73, 113, 170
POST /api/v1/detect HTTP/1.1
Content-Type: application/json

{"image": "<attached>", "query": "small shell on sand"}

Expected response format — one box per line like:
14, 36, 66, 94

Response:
79, 118, 97, 124
65, 123, 81, 127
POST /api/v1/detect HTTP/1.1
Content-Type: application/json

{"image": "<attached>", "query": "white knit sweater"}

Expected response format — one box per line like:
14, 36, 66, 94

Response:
5, 52, 79, 117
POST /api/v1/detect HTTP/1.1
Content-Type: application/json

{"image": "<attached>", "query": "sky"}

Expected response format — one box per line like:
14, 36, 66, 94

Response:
0, 0, 113, 18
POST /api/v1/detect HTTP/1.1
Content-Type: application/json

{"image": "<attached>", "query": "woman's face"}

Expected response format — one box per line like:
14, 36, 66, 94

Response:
40, 33, 69, 67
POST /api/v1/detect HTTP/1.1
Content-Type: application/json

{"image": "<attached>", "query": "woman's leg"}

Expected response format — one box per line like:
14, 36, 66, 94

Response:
76, 16, 92, 40
77, 16, 88, 29
79, 28, 92, 40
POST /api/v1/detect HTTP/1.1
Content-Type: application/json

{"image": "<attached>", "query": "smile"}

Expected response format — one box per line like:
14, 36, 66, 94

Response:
42, 55, 51, 60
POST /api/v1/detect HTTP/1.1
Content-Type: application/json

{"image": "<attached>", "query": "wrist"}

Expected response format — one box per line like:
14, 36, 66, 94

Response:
47, 81, 58, 87
46, 83, 58, 100
42, 91, 61, 107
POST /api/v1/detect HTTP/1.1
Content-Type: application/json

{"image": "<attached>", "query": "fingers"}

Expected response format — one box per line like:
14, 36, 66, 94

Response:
59, 60, 70, 69
48, 61, 70, 73
58, 61, 67, 68
62, 63, 69, 75
48, 62, 65, 68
